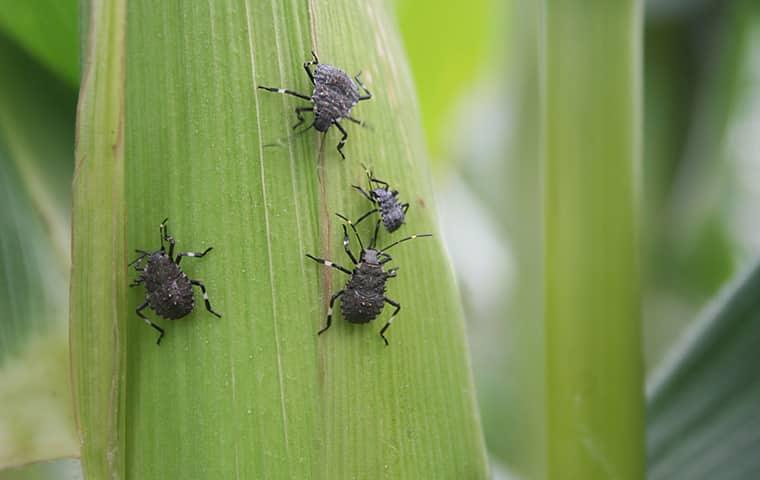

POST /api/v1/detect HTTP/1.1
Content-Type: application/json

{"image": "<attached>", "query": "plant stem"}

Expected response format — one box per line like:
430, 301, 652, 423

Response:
69, 0, 127, 478
542, 1, 644, 478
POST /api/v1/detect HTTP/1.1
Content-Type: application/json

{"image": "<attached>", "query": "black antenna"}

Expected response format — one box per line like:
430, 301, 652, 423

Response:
336, 212, 364, 251
380, 233, 433, 253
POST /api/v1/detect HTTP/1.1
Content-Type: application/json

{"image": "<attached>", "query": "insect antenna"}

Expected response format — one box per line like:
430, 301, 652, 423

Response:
128, 250, 151, 267
335, 212, 365, 251
379, 233, 433, 253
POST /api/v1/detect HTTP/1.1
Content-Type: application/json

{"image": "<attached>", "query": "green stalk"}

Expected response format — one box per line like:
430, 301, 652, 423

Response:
71, 0, 488, 478
542, 2, 644, 478
70, 0, 127, 478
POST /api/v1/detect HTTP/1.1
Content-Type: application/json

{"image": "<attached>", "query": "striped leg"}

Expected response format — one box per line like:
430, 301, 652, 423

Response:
354, 72, 372, 101
318, 290, 344, 336
352, 184, 373, 202
305, 254, 352, 275
334, 121, 348, 159
191, 280, 222, 318
368, 176, 389, 189
176, 246, 213, 265
136, 301, 165, 345
345, 116, 370, 130
379, 297, 401, 346
257, 85, 312, 102
292, 106, 314, 130
303, 51, 318, 84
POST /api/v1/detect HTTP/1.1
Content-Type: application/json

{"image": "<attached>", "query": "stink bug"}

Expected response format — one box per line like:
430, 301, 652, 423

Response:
306, 213, 431, 345
129, 218, 221, 345
258, 51, 371, 159
351, 166, 410, 233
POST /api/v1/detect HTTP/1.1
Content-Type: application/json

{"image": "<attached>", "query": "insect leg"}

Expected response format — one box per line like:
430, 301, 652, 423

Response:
402, 203, 410, 214
190, 280, 222, 318
137, 301, 165, 345
176, 246, 213, 265
305, 254, 352, 275
351, 184, 374, 202
354, 72, 372, 101
334, 121, 348, 159
257, 86, 312, 102
345, 116, 371, 130
160, 218, 176, 258
303, 51, 318, 84
379, 297, 401, 346
353, 208, 379, 227
292, 106, 314, 130
128, 249, 150, 268
129, 277, 144, 287
318, 289, 344, 336
368, 176, 389, 189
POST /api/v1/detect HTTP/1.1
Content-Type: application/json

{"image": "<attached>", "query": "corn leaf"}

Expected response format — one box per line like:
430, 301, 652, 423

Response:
71, 0, 488, 478
647, 260, 760, 479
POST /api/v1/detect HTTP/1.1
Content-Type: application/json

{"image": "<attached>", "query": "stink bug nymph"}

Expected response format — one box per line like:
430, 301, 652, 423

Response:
258, 51, 372, 159
306, 213, 431, 345
352, 166, 410, 233
129, 218, 221, 345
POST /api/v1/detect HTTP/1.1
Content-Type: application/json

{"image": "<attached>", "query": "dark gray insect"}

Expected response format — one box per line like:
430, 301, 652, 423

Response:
306, 213, 431, 346
129, 218, 221, 345
352, 166, 410, 233
258, 51, 371, 159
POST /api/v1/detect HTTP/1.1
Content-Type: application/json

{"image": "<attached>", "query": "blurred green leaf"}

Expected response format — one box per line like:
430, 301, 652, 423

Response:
0, 36, 77, 468
0, 459, 81, 480
644, 0, 760, 370
647, 260, 760, 479
395, 0, 495, 161
71, 0, 488, 478
0, 0, 79, 87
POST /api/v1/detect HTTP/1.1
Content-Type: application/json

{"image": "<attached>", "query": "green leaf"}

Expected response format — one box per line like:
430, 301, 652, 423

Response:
542, 1, 644, 478
647, 260, 760, 479
0, 36, 77, 469
71, 0, 488, 478
0, 0, 79, 87
644, 0, 760, 369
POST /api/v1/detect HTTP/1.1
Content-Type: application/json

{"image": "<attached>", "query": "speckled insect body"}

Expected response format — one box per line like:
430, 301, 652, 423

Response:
258, 51, 371, 159
340, 250, 389, 324
312, 63, 360, 132
129, 218, 221, 345
142, 252, 195, 320
352, 168, 410, 233
306, 214, 431, 346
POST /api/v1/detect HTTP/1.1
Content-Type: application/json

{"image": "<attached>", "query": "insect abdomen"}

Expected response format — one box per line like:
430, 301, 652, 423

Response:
312, 64, 359, 128
340, 265, 387, 323
144, 256, 195, 319
379, 197, 405, 232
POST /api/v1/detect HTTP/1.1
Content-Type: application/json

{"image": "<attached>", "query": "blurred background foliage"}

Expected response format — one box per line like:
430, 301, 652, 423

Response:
2, 0, 760, 478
